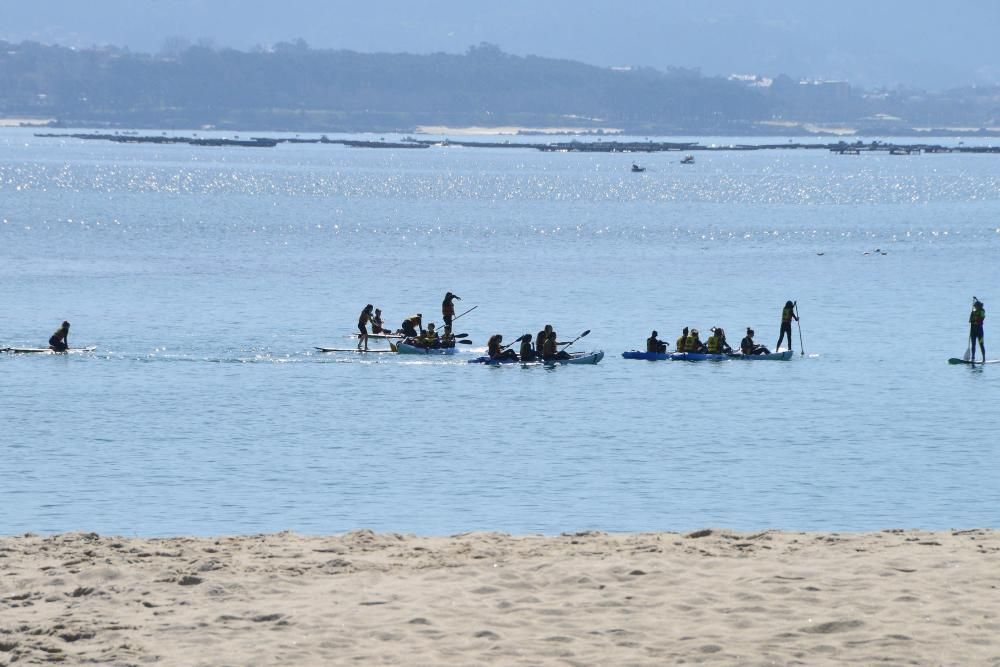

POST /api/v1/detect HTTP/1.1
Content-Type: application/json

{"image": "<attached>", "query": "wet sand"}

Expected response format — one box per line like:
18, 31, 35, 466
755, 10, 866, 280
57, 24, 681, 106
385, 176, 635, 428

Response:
1, 529, 998, 665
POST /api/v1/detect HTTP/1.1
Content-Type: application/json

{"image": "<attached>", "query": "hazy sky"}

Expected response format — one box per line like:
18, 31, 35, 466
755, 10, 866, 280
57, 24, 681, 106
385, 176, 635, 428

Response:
3, 0, 997, 89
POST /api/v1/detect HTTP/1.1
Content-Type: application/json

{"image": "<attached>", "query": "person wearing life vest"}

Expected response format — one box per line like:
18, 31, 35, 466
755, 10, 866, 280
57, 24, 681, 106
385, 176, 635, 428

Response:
419, 323, 439, 348
518, 334, 536, 362
741, 327, 770, 356
542, 331, 571, 361
706, 329, 721, 354
775, 300, 799, 352
487, 334, 519, 362
441, 292, 461, 335
48, 320, 70, 352
676, 327, 689, 353
401, 313, 423, 339
970, 299, 986, 362
357, 304, 375, 351
715, 327, 733, 354
535, 324, 553, 353
646, 330, 667, 354
685, 328, 705, 353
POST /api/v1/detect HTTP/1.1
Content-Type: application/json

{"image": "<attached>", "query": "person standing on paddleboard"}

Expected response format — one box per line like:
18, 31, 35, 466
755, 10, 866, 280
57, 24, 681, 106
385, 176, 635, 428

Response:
442, 292, 461, 336
48, 320, 70, 352
970, 299, 986, 362
357, 304, 375, 351
775, 300, 799, 353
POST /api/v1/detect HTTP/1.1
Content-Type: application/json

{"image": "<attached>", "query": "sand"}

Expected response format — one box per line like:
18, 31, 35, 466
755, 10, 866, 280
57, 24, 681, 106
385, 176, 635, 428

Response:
1, 529, 998, 665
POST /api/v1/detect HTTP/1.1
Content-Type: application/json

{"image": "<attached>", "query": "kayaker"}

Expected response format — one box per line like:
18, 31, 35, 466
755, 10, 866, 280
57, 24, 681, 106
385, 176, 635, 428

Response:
535, 324, 553, 353
775, 300, 799, 352
542, 331, 571, 361
646, 330, 667, 354
518, 334, 536, 362
741, 328, 770, 356
442, 292, 461, 335
970, 299, 986, 362
48, 320, 70, 352
401, 313, 423, 339
675, 327, 689, 353
420, 323, 440, 348
715, 327, 733, 354
357, 304, 375, 351
487, 334, 518, 362
371, 308, 386, 334
685, 328, 706, 353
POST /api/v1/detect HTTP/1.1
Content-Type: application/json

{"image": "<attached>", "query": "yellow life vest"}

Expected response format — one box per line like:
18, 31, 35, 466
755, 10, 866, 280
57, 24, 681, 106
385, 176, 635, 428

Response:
706, 335, 719, 353
686, 334, 700, 350
675, 336, 686, 352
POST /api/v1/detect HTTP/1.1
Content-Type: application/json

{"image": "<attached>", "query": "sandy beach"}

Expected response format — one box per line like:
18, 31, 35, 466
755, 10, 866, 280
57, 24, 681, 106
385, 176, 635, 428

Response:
1, 529, 998, 665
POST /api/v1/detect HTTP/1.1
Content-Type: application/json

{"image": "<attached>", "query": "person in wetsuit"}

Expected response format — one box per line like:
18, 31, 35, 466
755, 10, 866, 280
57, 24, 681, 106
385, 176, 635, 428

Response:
970, 299, 986, 362
357, 304, 374, 350
646, 330, 667, 354
775, 300, 799, 353
441, 292, 461, 335
48, 320, 70, 352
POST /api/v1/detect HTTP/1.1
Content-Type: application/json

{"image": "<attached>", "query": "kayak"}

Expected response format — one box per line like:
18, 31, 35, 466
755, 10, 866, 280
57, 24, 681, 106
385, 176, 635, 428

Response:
948, 358, 1000, 365
469, 350, 605, 365
734, 350, 794, 361
394, 342, 459, 355
622, 351, 670, 361
623, 350, 792, 361
1, 346, 97, 354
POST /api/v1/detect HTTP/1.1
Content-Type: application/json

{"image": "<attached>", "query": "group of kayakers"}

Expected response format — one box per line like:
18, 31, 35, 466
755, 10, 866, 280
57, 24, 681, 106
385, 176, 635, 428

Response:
644, 301, 801, 357
486, 324, 575, 363
357, 292, 465, 351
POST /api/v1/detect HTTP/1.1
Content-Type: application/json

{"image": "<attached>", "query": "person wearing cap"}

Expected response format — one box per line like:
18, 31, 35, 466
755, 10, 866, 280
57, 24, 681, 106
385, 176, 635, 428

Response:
970, 299, 986, 362
441, 292, 461, 335
685, 328, 706, 353
741, 327, 770, 355
401, 313, 423, 339
675, 327, 689, 353
48, 320, 70, 352
775, 300, 799, 352
646, 330, 667, 354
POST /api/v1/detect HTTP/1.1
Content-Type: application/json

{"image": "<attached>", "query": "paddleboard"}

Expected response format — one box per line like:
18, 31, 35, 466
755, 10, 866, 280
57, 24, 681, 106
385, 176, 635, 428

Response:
1, 346, 97, 354
347, 333, 402, 339
948, 358, 1000, 365
316, 347, 395, 353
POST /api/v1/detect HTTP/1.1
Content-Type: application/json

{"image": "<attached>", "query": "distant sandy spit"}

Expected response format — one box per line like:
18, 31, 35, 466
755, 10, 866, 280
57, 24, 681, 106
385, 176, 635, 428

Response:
0, 118, 54, 127
1, 529, 998, 665
415, 125, 621, 136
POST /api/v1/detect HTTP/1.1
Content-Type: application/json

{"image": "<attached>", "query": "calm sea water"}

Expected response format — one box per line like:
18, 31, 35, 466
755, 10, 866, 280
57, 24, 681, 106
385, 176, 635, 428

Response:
2, 128, 998, 536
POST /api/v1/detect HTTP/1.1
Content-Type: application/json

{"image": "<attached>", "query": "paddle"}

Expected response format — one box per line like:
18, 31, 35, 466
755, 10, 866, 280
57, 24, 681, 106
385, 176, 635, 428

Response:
964, 296, 976, 361
449, 304, 478, 325
500, 334, 531, 351
560, 329, 591, 352
794, 301, 804, 357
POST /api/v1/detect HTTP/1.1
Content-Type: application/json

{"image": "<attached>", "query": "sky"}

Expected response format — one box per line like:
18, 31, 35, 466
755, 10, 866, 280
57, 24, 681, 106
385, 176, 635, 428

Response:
2, 0, 998, 89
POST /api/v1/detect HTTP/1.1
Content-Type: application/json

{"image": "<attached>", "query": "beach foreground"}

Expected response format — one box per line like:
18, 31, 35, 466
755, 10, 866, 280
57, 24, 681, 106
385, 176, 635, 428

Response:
1, 530, 997, 665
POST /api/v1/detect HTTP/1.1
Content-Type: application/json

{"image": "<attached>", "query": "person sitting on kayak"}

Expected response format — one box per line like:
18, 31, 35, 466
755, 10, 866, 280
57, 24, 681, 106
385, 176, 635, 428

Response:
401, 313, 423, 339
48, 320, 70, 352
535, 324, 553, 354
707, 327, 732, 354
419, 323, 440, 348
518, 334, 536, 362
775, 300, 799, 352
740, 328, 771, 355
970, 299, 986, 362
685, 328, 706, 353
442, 292, 461, 335
646, 330, 667, 354
676, 327, 689, 353
542, 331, 571, 361
357, 304, 375, 351
487, 334, 519, 362
371, 308, 386, 334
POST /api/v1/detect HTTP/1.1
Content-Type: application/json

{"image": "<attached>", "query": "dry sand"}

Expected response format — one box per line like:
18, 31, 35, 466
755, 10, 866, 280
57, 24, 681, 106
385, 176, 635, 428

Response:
1, 529, 998, 665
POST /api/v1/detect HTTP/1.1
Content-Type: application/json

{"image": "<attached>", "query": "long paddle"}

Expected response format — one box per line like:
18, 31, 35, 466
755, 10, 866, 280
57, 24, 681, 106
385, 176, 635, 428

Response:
964, 296, 976, 361
560, 329, 591, 353
794, 301, 804, 357
450, 305, 478, 324
501, 334, 531, 351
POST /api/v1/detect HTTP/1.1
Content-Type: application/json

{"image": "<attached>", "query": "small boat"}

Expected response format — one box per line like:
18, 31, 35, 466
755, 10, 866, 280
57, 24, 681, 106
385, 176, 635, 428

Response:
680, 155, 695, 164
631, 163, 646, 173
1, 346, 97, 354
469, 350, 605, 365
394, 342, 459, 355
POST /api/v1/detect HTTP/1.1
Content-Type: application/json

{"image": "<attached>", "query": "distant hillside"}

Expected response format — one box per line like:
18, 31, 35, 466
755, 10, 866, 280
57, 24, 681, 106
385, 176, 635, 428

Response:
0, 41, 997, 134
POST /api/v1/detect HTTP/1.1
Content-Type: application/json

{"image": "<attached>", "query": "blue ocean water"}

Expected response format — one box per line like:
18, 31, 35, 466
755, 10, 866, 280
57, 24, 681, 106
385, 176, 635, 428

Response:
2, 128, 998, 536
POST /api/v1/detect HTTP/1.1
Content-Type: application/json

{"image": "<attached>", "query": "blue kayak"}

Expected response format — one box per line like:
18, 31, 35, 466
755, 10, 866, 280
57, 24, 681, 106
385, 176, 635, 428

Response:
622, 351, 670, 360
622, 350, 793, 361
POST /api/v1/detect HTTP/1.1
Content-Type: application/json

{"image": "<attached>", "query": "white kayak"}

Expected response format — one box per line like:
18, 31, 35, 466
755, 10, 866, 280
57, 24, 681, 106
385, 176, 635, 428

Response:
394, 342, 459, 355
2, 346, 97, 354
469, 350, 604, 365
